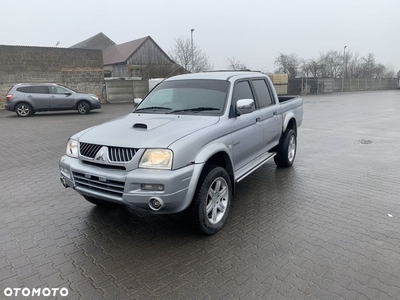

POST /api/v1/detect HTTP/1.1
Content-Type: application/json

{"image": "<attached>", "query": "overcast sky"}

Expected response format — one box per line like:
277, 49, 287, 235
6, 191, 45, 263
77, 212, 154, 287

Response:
2, 0, 399, 73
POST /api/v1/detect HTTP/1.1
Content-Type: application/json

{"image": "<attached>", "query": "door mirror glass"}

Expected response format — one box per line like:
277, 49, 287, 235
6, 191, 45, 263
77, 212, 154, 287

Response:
236, 99, 254, 115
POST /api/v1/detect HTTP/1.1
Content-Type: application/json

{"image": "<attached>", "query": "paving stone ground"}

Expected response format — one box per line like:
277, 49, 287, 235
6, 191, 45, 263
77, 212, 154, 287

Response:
1, 90, 400, 300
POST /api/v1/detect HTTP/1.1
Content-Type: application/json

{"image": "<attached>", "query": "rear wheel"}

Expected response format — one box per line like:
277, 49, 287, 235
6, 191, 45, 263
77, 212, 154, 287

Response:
190, 165, 232, 235
77, 102, 91, 115
274, 129, 297, 168
83, 196, 119, 208
15, 103, 33, 117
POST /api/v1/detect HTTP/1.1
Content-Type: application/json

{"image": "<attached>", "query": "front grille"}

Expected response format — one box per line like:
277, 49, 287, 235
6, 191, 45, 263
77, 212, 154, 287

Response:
73, 172, 125, 198
108, 147, 137, 162
80, 143, 102, 159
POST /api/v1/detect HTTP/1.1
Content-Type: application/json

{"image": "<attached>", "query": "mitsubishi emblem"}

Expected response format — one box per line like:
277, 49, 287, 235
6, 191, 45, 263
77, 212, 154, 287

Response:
94, 147, 108, 162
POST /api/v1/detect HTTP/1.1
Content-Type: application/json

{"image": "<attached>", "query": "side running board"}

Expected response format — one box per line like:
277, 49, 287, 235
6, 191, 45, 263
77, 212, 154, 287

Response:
235, 152, 276, 183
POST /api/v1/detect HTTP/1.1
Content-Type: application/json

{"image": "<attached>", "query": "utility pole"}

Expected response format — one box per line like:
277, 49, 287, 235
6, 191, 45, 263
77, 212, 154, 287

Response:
191, 29, 194, 72
342, 45, 347, 92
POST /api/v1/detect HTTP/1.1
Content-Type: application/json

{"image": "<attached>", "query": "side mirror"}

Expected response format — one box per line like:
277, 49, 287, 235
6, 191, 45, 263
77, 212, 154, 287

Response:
236, 99, 254, 116
134, 98, 142, 105
65, 91, 72, 96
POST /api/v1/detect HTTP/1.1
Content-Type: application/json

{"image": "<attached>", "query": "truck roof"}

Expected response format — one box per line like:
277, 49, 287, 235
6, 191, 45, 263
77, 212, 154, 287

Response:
166, 71, 265, 81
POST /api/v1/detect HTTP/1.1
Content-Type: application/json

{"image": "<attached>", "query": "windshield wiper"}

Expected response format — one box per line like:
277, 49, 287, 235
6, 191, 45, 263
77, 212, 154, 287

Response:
166, 107, 220, 114
134, 106, 172, 112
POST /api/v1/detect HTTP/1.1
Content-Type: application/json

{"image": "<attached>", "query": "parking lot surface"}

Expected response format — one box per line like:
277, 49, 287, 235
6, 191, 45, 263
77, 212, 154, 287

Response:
1, 90, 400, 300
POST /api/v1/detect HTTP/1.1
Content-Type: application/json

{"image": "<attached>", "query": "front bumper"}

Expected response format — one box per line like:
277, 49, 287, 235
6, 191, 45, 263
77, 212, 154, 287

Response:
92, 102, 101, 109
59, 156, 199, 213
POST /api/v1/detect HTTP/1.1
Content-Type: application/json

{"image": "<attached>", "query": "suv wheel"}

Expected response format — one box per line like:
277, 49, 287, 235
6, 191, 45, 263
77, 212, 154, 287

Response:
77, 102, 91, 115
15, 103, 33, 117
190, 165, 232, 235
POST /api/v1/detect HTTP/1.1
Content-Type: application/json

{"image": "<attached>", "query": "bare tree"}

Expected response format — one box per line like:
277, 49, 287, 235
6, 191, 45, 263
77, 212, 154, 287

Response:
226, 56, 249, 71
302, 58, 322, 77
274, 53, 300, 79
289, 50, 395, 79
169, 36, 212, 73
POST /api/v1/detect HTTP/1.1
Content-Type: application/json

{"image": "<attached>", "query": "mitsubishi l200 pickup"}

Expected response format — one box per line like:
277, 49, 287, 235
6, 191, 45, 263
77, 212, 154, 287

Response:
59, 72, 303, 235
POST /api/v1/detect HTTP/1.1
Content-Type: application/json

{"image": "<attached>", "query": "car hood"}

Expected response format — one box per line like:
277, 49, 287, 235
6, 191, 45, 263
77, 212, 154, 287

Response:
78, 113, 220, 148
74, 93, 96, 98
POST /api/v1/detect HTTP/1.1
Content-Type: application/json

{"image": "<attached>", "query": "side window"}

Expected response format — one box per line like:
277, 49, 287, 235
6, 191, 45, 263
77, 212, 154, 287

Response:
50, 86, 68, 94
29, 86, 49, 94
232, 81, 254, 105
252, 79, 273, 108
16, 87, 29, 93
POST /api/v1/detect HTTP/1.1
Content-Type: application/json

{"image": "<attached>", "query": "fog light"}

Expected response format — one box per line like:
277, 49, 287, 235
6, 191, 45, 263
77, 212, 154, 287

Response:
141, 184, 164, 191
149, 197, 164, 211
60, 167, 71, 179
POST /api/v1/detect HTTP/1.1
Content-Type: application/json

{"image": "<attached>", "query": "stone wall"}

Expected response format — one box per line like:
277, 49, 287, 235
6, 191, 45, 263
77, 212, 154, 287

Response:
0, 45, 104, 108
104, 78, 149, 103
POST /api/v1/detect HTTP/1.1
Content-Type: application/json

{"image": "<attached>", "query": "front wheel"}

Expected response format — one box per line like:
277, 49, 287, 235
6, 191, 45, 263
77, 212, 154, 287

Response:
274, 129, 297, 168
77, 102, 91, 115
190, 166, 232, 235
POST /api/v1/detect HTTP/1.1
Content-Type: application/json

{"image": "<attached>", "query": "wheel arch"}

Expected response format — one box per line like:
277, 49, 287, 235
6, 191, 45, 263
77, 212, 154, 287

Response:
194, 144, 235, 194
283, 114, 297, 134
14, 101, 33, 112
76, 99, 92, 109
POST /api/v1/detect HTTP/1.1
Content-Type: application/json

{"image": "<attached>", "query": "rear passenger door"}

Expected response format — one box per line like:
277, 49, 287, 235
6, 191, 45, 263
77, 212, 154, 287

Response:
49, 86, 74, 109
251, 78, 282, 150
27, 86, 50, 110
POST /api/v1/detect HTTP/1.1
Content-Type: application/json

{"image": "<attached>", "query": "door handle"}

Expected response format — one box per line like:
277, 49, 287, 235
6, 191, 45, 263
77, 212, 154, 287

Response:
256, 117, 261, 122
273, 111, 277, 116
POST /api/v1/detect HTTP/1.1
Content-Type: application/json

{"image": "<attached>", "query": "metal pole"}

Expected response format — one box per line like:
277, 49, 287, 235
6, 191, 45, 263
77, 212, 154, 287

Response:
341, 45, 347, 92
191, 29, 194, 73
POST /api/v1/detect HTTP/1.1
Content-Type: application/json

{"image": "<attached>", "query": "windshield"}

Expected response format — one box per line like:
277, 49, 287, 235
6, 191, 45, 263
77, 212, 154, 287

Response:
134, 79, 230, 115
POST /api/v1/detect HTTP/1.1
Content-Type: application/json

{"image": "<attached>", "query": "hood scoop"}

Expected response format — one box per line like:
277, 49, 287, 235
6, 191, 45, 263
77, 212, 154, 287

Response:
132, 118, 175, 130
133, 123, 147, 129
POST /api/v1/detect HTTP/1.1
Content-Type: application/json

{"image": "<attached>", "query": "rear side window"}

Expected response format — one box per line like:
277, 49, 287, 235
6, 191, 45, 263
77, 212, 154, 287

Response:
29, 86, 49, 94
252, 79, 273, 107
16, 87, 30, 93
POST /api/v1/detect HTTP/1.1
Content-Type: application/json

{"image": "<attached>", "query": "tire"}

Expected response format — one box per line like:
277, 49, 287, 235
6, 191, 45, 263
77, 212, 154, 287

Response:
83, 196, 119, 208
190, 165, 232, 235
15, 103, 33, 117
77, 102, 91, 115
274, 129, 297, 168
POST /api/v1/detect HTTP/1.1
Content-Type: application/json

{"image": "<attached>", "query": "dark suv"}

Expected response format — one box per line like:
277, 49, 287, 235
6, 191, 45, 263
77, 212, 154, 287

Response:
5, 83, 101, 117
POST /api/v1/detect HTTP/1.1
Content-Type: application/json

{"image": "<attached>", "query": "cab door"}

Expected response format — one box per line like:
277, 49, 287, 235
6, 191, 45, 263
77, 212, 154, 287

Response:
49, 86, 74, 109
26, 86, 50, 110
230, 80, 264, 171
251, 78, 282, 151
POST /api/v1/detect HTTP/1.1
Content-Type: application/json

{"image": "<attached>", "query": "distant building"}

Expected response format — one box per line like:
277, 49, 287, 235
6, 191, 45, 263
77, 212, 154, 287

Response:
70, 32, 116, 51
72, 34, 187, 78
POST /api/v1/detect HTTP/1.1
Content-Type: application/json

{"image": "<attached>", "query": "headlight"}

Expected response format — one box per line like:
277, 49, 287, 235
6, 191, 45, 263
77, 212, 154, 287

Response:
91, 96, 99, 101
66, 139, 79, 158
139, 149, 173, 169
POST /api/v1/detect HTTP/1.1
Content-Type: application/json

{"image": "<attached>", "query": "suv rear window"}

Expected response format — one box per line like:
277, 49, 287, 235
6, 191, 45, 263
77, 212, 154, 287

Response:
16, 87, 30, 93
29, 86, 49, 94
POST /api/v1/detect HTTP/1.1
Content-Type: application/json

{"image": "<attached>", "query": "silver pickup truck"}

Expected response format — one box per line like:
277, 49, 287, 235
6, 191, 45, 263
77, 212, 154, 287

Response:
59, 71, 303, 235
